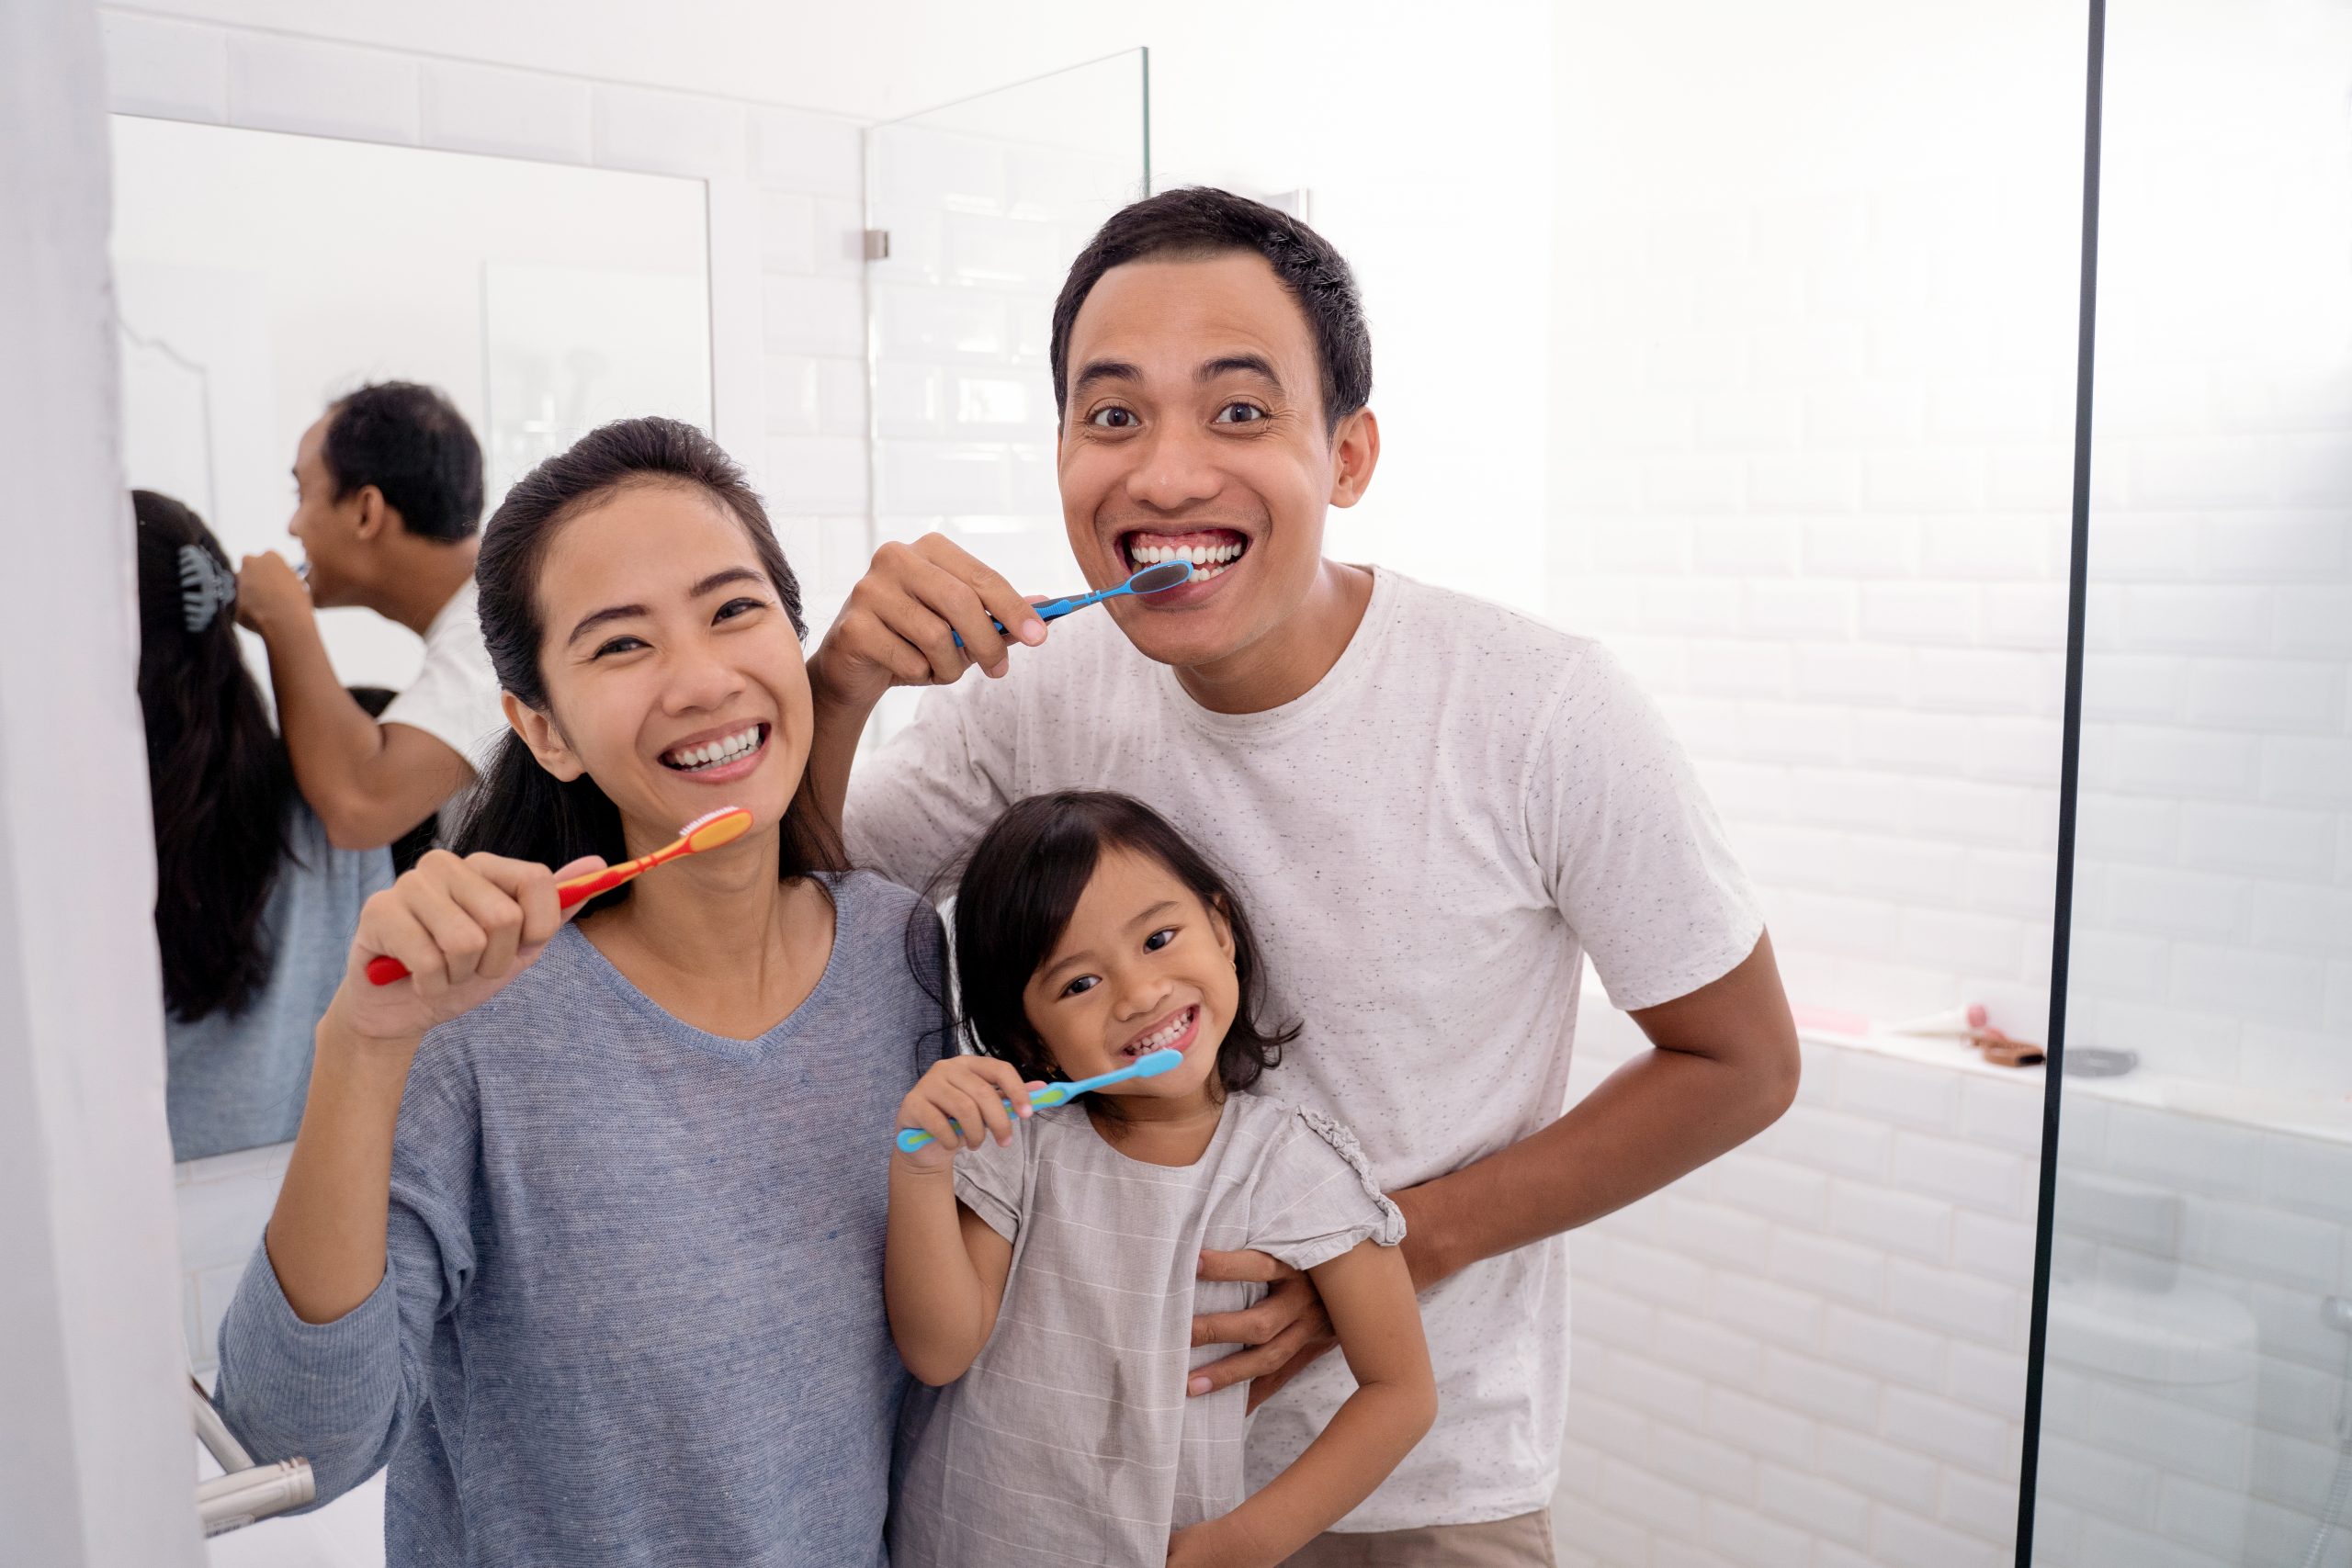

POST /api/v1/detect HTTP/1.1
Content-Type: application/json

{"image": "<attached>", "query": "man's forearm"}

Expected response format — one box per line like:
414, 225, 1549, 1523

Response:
1395, 1040, 1796, 1288
259, 611, 388, 811
803, 680, 880, 843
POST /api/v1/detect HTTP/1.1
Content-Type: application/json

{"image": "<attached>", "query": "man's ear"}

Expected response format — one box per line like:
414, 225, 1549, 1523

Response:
351, 484, 391, 544
503, 691, 584, 782
1327, 406, 1381, 509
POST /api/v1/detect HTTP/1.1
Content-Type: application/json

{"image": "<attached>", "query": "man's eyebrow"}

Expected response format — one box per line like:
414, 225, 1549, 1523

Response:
567, 568, 766, 647
1069, 358, 1142, 398
1200, 354, 1282, 389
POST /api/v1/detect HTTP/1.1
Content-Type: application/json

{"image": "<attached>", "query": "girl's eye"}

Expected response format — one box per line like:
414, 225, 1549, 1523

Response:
1212, 402, 1265, 424
1143, 928, 1176, 953
1087, 406, 1138, 430
714, 596, 765, 623
592, 635, 647, 660
1060, 974, 1101, 998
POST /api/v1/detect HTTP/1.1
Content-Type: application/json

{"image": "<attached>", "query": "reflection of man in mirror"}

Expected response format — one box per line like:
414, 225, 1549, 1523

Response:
237, 381, 503, 849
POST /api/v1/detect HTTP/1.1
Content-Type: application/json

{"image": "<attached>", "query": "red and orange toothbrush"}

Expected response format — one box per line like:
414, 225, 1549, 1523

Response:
364, 805, 753, 985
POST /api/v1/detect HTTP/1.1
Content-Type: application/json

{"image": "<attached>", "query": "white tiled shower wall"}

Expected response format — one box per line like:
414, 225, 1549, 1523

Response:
2060, 0, 2352, 1101
1555, 1010, 2044, 1568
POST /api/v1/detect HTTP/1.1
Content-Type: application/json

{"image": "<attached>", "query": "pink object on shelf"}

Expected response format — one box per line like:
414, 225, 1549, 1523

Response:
1791, 1004, 1872, 1035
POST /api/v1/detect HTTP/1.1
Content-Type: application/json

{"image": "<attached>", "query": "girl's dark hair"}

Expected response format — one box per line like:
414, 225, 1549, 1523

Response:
133, 490, 294, 1021
452, 417, 842, 898
949, 791, 1296, 1102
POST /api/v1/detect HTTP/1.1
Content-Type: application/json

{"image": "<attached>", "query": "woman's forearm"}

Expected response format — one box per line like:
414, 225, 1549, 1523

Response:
264, 1011, 418, 1323
883, 1164, 996, 1384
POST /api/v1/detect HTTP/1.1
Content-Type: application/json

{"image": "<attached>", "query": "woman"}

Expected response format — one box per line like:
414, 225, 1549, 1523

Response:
135, 489, 391, 1162
210, 420, 942, 1565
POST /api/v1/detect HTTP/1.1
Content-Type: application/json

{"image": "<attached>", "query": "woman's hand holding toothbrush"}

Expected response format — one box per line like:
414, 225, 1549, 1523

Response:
330, 849, 606, 1048
893, 1055, 1043, 1173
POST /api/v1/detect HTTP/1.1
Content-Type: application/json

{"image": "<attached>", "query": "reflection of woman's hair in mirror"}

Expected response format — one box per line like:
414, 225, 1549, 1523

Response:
451, 416, 843, 902
133, 489, 294, 1021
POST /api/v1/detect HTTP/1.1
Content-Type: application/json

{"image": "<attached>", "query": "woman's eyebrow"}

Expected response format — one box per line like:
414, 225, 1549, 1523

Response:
691, 567, 764, 597
567, 602, 646, 648
566, 568, 767, 647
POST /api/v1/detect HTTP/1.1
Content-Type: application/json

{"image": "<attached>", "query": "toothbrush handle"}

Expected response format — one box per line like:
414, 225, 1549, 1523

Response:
896, 1085, 1070, 1153
951, 590, 1115, 648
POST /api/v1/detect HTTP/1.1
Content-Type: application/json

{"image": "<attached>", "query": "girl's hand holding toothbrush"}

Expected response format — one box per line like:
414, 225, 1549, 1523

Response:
893, 1055, 1043, 1172
331, 849, 605, 1047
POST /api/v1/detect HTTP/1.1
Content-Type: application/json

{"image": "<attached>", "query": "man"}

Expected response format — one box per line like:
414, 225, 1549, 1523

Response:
808, 188, 1800, 1564
236, 381, 503, 850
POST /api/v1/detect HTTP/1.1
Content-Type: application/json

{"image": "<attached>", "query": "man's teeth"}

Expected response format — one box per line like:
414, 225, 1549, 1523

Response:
664, 724, 762, 771
1125, 1009, 1193, 1056
1129, 538, 1245, 581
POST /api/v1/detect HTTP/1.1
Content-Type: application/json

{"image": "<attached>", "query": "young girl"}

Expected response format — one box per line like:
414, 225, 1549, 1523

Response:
887, 791, 1436, 1568
211, 418, 941, 1566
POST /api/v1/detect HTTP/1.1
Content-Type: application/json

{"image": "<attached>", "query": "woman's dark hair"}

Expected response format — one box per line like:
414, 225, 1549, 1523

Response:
948, 791, 1296, 1105
1048, 186, 1372, 435
133, 490, 294, 1021
322, 380, 484, 543
453, 416, 842, 900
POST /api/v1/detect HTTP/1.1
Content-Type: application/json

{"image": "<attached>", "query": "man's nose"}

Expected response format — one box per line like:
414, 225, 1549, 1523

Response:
1123, 423, 1222, 513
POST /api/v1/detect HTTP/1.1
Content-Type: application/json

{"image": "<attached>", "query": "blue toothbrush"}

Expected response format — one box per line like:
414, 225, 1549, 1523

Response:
952, 558, 1193, 649
894, 1047, 1186, 1152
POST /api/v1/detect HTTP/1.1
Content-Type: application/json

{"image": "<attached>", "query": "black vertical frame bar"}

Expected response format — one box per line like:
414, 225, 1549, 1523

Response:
2016, 0, 2107, 1562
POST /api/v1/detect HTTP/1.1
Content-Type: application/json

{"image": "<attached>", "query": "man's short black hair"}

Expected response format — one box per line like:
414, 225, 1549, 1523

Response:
322, 381, 485, 543
1049, 187, 1372, 435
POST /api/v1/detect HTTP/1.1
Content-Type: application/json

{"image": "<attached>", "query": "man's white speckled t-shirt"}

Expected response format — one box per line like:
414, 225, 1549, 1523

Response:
847, 568, 1763, 1530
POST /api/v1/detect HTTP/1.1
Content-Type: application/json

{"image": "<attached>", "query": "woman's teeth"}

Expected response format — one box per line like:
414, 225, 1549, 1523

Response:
662, 724, 762, 772
1124, 1007, 1194, 1057
1128, 538, 1245, 581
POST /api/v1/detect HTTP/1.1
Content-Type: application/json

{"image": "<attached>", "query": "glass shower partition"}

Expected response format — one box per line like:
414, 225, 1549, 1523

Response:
860, 50, 1150, 743
2028, 2, 2352, 1565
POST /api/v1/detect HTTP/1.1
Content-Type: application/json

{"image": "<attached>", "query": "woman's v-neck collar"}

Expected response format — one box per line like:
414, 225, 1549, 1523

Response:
561, 874, 849, 1064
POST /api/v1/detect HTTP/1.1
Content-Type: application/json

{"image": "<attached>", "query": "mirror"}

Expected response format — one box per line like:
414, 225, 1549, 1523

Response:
112, 123, 713, 1175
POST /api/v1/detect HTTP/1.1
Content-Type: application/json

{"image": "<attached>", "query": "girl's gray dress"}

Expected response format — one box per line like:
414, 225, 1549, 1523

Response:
890, 1091, 1405, 1567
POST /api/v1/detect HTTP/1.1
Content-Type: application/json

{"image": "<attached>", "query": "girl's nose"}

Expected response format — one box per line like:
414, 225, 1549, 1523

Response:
1113, 971, 1175, 1021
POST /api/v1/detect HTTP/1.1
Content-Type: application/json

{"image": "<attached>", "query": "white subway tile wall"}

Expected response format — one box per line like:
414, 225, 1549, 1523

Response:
1555, 1006, 2041, 1568
1552, 180, 2080, 1045
864, 111, 1142, 618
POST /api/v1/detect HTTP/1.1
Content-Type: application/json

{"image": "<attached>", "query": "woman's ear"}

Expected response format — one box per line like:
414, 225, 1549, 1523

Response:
503, 691, 584, 782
